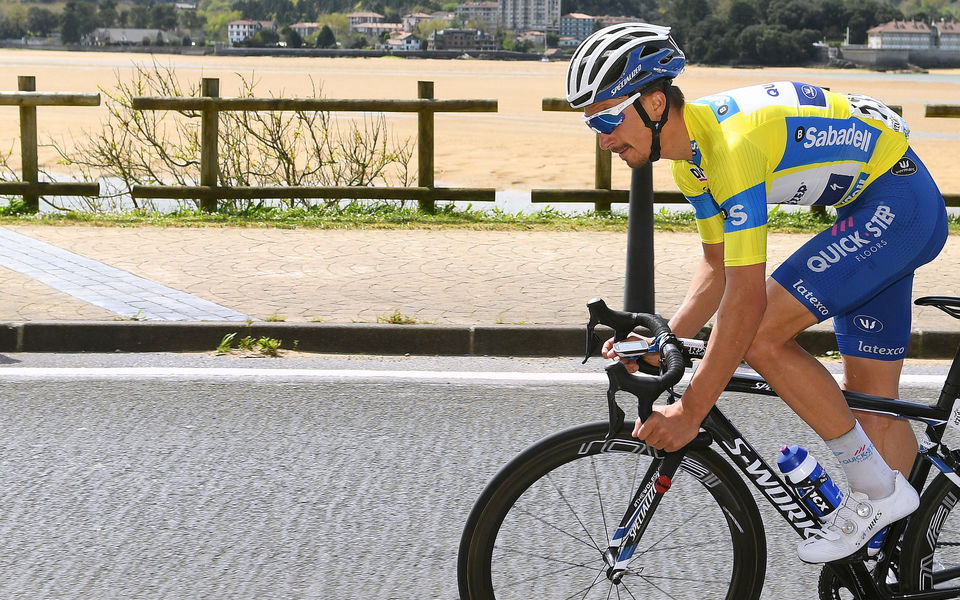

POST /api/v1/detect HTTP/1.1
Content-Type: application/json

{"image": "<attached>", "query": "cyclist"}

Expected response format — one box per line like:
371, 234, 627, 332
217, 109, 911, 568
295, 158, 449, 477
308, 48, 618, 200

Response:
568, 22, 948, 563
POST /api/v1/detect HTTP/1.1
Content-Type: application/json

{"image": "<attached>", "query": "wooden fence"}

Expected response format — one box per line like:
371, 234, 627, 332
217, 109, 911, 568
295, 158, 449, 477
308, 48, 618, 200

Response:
536, 99, 960, 210
1, 76, 100, 211
129, 79, 497, 212
1, 77, 959, 212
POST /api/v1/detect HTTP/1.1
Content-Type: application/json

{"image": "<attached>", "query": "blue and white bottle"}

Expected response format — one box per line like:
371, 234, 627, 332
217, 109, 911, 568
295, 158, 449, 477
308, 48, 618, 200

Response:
777, 444, 844, 519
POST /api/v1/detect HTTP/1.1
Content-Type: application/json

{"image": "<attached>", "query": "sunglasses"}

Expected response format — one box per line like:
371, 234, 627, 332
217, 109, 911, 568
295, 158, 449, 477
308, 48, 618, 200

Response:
582, 92, 643, 134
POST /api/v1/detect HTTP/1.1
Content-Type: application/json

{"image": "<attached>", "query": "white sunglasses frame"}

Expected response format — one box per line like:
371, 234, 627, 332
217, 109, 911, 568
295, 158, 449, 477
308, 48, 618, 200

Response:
582, 91, 645, 134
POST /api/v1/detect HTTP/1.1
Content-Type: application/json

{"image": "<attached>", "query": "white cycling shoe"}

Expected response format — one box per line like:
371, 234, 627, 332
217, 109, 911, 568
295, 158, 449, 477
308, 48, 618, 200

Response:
797, 471, 919, 564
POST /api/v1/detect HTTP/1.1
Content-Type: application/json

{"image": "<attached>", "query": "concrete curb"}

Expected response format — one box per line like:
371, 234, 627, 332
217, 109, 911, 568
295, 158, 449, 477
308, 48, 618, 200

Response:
1, 321, 959, 359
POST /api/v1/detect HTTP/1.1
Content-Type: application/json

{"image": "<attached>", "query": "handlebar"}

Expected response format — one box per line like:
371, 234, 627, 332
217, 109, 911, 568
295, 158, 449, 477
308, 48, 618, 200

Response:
583, 297, 688, 440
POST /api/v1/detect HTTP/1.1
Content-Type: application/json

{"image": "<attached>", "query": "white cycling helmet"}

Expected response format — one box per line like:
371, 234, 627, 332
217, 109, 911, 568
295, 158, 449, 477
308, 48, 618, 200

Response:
566, 23, 685, 109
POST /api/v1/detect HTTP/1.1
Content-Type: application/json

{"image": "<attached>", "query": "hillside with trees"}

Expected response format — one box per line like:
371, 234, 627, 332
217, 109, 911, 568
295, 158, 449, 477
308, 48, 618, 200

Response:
0, 0, 957, 64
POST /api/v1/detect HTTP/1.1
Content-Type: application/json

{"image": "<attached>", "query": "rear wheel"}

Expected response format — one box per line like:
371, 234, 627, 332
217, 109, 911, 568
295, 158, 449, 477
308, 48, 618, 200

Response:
457, 421, 767, 599
899, 473, 960, 594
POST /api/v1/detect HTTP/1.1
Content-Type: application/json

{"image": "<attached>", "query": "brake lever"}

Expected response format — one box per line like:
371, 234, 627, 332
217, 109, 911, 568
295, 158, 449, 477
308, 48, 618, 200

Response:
583, 328, 601, 364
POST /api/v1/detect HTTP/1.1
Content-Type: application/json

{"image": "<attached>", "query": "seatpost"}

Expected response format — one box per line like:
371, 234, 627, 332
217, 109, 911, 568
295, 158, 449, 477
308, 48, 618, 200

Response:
936, 341, 960, 410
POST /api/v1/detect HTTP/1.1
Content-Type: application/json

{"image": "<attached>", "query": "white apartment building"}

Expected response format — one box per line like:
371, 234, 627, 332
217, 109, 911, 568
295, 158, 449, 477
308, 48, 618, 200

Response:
498, 0, 561, 33
936, 20, 960, 51
403, 12, 433, 33
290, 22, 320, 39
867, 20, 936, 49
347, 11, 384, 30
228, 20, 276, 45
456, 2, 499, 30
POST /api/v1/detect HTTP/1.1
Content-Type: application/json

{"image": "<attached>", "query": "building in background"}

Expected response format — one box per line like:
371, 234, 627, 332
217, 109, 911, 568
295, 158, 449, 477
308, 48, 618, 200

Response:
290, 22, 320, 39
91, 27, 175, 45
353, 21, 403, 39
560, 13, 595, 40
867, 20, 936, 49
402, 12, 433, 33
456, 2, 499, 30
498, 0, 561, 33
383, 32, 422, 51
347, 11, 384, 31
227, 20, 276, 45
935, 19, 960, 51
428, 28, 496, 51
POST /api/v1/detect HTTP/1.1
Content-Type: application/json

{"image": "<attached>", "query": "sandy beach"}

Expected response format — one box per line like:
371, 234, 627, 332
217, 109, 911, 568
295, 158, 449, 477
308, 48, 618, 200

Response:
0, 50, 958, 194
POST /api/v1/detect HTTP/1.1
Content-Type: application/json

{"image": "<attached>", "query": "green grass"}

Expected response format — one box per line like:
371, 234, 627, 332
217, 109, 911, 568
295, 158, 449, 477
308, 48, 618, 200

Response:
1, 201, 958, 234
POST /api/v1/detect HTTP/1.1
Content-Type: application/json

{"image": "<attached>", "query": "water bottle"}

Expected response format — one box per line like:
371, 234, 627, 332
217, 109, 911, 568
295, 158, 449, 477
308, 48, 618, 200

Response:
777, 444, 844, 519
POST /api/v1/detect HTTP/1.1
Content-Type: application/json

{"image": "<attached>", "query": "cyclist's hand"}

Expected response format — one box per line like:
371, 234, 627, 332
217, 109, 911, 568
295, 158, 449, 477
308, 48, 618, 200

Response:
632, 403, 699, 452
601, 334, 659, 372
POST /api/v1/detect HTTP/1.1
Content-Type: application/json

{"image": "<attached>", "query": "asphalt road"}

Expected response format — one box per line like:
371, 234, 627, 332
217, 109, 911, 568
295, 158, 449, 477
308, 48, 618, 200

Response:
0, 353, 949, 599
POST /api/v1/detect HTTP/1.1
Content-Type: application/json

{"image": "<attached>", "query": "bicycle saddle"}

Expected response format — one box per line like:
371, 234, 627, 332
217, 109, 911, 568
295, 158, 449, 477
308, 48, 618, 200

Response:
916, 296, 960, 320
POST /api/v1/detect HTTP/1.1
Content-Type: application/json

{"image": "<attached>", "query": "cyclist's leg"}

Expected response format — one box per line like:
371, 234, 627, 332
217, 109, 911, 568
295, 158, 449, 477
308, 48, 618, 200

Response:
841, 356, 916, 475
743, 282, 855, 440
755, 147, 947, 458
834, 274, 917, 475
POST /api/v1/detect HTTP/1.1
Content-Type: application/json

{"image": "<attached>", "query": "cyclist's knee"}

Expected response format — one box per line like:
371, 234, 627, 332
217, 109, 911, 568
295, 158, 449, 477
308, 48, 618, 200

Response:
744, 328, 790, 367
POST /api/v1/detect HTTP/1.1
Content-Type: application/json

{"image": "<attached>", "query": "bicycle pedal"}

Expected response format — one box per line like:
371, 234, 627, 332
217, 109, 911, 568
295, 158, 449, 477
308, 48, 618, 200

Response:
828, 545, 872, 564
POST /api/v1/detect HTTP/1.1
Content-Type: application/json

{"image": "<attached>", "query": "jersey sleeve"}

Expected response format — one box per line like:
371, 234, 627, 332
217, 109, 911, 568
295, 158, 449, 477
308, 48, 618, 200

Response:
670, 159, 723, 245
704, 133, 769, 267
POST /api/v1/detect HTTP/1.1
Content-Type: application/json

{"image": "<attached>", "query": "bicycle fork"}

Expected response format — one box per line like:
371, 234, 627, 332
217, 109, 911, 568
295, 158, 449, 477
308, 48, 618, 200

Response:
603, 449, 686, 583
603, 432, 712, 583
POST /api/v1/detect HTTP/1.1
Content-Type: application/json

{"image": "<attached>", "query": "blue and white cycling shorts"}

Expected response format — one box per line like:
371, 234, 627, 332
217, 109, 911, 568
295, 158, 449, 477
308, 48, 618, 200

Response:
771, 148, 947, 361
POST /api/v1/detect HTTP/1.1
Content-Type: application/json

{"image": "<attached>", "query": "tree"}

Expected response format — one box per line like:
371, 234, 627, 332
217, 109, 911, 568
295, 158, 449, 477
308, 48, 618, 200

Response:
316, 24, 336, 47
245, 27, 279, 46
179, 9, 206, 31
280, 25, 302, 47
129, 4, 150, 28
98, 0, 118, 28
27, 7, 58, 36
149, 4, 178, 30
727, 0, 759, 27
61, 1, 98, 43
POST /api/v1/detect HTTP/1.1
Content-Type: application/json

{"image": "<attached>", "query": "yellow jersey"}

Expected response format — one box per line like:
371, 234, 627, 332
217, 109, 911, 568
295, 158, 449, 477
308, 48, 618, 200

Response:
670, 81, 909, 267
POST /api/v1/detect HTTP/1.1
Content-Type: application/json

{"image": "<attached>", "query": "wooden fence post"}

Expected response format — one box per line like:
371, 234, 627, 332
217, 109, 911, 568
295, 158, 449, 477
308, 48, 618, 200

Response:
418, 80, 435, 213
18, 76, 38, 212
200, 77, 219, 213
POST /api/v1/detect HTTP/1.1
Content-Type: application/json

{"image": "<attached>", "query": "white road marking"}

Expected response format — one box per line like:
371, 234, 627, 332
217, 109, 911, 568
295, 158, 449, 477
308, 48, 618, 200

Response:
0, 366, 946, 387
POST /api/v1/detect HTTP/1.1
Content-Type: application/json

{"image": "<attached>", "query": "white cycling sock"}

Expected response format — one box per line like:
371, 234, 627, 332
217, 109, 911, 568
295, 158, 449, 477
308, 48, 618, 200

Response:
825, 421, 897, 500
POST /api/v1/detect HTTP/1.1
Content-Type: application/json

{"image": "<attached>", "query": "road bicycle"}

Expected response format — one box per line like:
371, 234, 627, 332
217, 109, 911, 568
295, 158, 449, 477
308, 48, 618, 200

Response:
457, 295, 960, 600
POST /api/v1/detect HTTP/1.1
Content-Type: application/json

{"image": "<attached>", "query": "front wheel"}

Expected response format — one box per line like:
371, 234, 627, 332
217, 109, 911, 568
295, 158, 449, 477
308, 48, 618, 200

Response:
457, 421, 767, 600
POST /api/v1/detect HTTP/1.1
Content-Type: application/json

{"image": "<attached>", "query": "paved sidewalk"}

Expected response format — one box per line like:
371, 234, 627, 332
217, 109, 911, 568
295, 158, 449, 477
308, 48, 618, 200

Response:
0, 225, 958, 355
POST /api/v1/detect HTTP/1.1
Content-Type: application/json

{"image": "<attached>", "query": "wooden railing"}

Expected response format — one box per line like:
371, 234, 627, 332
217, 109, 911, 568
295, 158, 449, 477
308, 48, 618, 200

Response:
0, 81, 958, 212
534, 98, 960, 209
129, 79, 498, 212
0, 76, 100, 211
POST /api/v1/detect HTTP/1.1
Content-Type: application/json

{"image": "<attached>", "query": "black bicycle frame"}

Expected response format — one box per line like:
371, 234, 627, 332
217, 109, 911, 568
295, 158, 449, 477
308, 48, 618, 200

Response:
607, 337, 960, 598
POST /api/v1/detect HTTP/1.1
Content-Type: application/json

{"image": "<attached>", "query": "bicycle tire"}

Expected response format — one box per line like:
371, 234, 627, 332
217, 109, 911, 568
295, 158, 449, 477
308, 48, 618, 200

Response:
899, 472, 960, 595
457, 421, 767, 600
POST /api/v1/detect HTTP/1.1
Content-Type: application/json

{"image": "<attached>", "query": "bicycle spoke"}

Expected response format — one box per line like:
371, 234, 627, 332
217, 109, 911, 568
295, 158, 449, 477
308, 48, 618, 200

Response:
621, 508, 707, 570
620, 582, 639, 600
592, 457, 611, 547
546, 471, 604, 553
465, 425, 762, 600
634, 573, 679, 600
496, 559, 603, 589
511, 504, 600, 553
493, 543, 601, 572
558, 578, 606, 600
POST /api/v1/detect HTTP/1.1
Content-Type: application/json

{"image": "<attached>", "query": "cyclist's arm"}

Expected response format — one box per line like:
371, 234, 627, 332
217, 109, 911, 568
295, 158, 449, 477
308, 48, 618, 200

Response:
677, 262, 767, 422
668, 241, 725, 339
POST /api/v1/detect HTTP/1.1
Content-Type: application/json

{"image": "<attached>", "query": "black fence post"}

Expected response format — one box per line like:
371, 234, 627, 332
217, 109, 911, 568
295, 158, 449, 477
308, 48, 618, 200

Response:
624, 163, 655, 313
